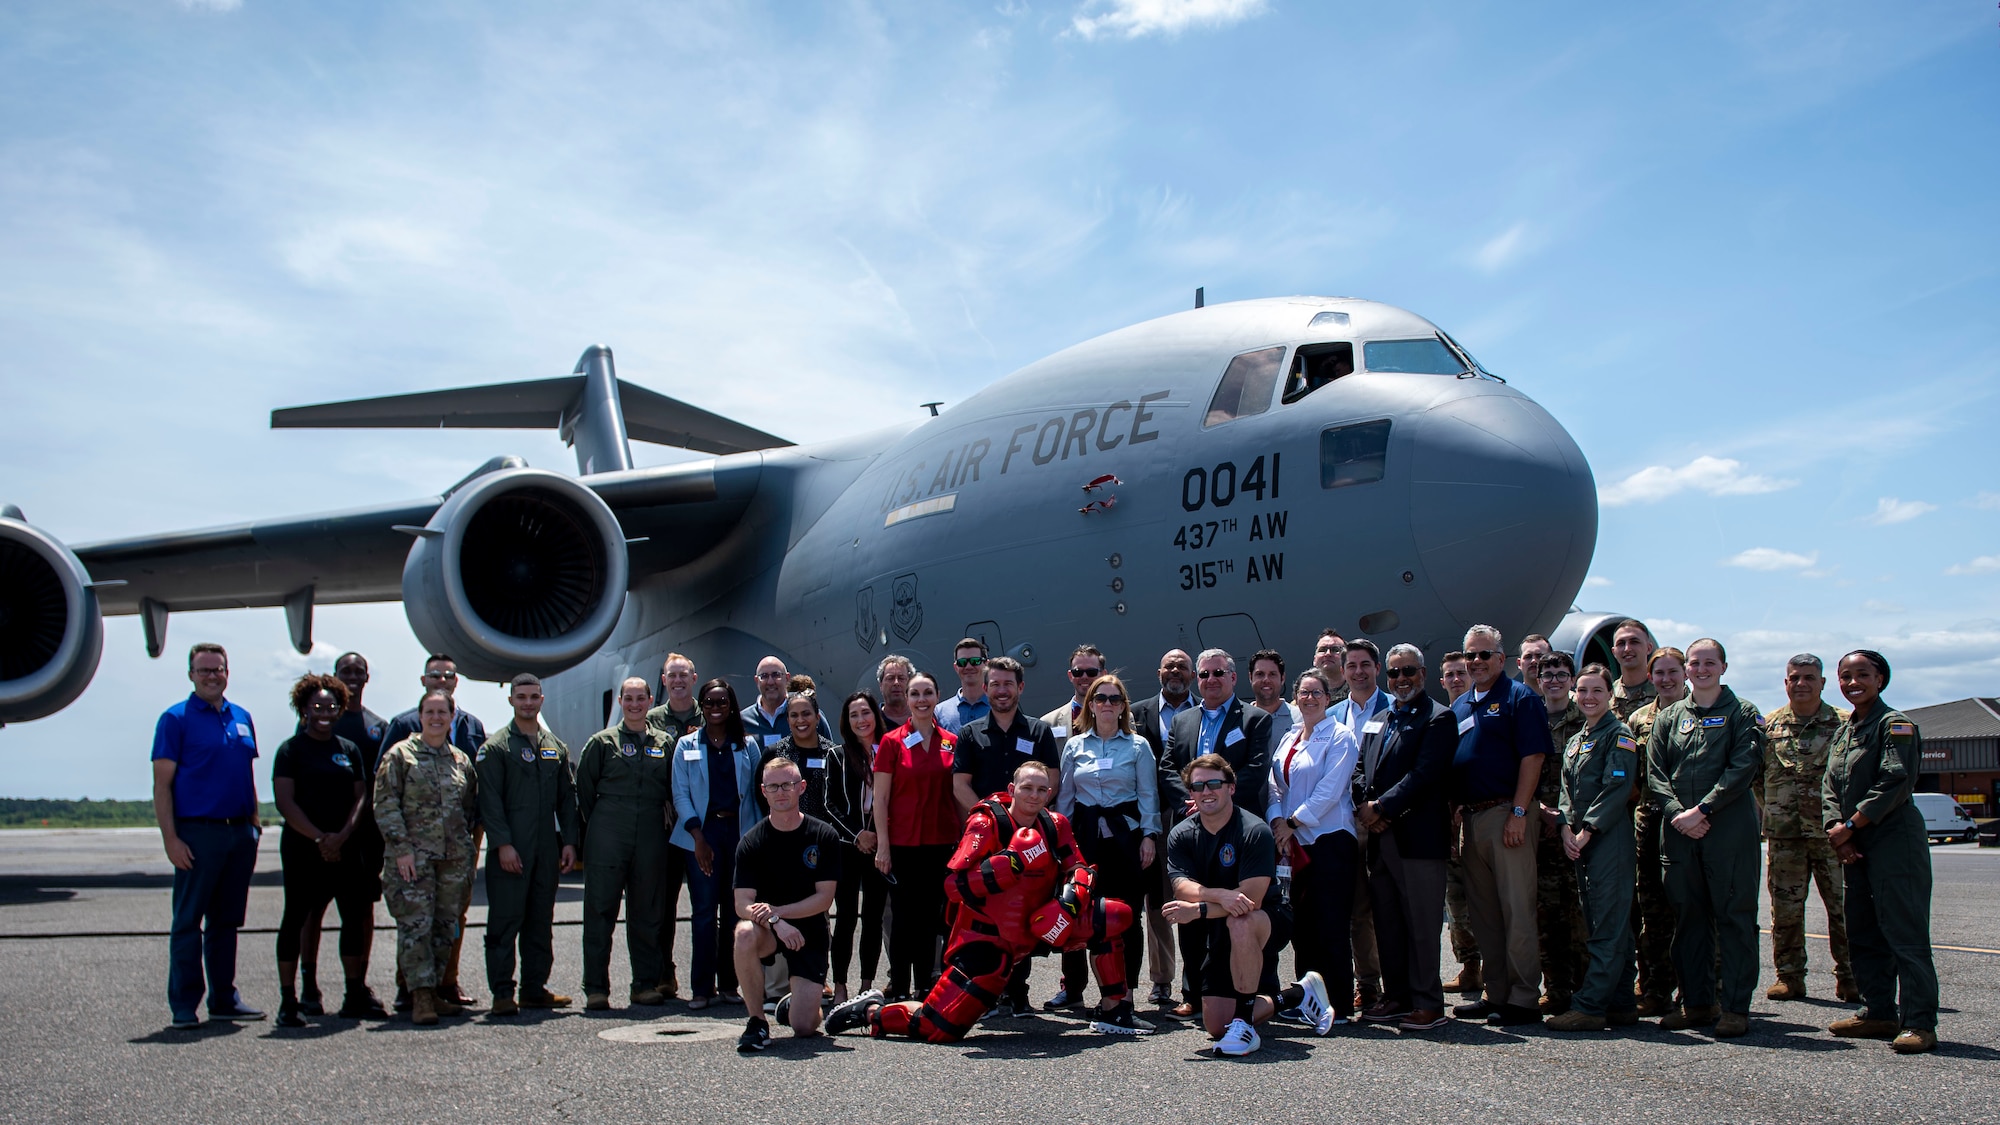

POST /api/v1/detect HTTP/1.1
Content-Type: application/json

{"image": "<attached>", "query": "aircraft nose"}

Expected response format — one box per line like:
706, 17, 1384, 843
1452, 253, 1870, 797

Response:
1407, 386, 1597, 631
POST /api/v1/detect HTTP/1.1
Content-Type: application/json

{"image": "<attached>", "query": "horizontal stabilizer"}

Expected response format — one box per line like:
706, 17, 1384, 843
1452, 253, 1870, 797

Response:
272, 375, 790, 457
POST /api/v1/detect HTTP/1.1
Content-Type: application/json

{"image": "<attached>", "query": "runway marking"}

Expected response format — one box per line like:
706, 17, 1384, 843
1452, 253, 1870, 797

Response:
1762, 928, 2000, 957
597, 1019, 737, 1045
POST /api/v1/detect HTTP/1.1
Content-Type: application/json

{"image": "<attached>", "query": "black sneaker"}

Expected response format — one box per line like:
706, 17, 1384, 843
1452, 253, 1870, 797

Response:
774, 995, 791, 1026
169, 1015, 201, 1031
1042, 987, 1082, 1011
275, 1000, 305, 1028
298, 987, 324, 1017
1088, 1001, 1155, 1036
826, 990, 884, 1035
208, 1001, 266, 1023
1452, 998, 1499, 1020
339, 987, 391, 1020
737, 1017, 772, 1053
1489, 1003, 1542, 1026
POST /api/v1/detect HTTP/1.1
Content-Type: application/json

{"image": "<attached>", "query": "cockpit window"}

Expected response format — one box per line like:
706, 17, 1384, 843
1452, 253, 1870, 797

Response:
1362, 337, 1465, 375
1320, 420, 1391, 489
1281, 342, 1354, 404
1203, 345, 1285, 427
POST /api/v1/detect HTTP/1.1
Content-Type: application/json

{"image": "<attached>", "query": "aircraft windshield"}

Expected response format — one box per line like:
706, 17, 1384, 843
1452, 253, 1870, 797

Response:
1282, 342, 1353, 404
1362, 337, 1464, 375
1204, 346, 1285, 427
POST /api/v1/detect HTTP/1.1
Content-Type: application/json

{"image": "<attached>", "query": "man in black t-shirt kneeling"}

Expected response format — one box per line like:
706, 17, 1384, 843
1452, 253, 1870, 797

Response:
1163, 754, 1328, 1057
733, 756, 842, 1052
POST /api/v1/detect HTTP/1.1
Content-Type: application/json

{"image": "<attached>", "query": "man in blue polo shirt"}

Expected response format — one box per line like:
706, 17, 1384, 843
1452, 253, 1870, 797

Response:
1447, 624, 1553, 1027
151, 642, 265, 1030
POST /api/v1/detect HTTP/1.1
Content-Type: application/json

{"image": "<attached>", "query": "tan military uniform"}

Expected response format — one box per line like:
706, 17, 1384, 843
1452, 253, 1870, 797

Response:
1612, 676, 1657, 723
1757, 702, 1854, 990
374, 736, 479, 989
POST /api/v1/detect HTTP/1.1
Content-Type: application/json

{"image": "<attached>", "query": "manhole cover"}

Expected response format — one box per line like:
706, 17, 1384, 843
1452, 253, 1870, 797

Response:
598, 1019, 738, 1045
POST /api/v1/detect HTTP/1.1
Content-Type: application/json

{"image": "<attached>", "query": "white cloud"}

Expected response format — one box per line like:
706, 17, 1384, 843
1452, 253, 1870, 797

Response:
1862, 599, 1906, 614
1472, 221, 1537, 273
1583, 575, 1613, 588
1070, 0, 1267, 40
176, 0, 242, 10
1645, 618, 1703, 645
1946, 555, 2000, 576
1726, 547, 1819, 571
1866, 497, 1936, 525
1970, 492, 2000, 511
1599, 456, 1795, 507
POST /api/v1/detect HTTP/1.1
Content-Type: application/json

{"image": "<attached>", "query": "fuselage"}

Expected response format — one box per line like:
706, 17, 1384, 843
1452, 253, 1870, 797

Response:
542, 296, 1597, 736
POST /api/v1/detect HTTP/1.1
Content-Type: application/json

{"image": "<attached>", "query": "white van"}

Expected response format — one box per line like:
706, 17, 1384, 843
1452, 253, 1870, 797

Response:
1913, 793, 1978, 845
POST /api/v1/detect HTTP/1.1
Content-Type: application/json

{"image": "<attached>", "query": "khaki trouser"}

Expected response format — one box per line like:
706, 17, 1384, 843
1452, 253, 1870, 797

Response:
1461, 804, 1542, 1010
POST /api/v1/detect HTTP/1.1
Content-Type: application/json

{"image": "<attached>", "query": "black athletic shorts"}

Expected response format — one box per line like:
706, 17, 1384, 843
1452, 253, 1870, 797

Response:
1195, 908, 1293, 998
760, 915, 831, 985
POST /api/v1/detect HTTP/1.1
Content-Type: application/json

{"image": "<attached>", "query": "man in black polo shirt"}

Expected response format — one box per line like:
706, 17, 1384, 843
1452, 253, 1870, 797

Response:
733, 757, 842, 1051
1163, 754, 1329, 1056
1448, 624, 1553, 1027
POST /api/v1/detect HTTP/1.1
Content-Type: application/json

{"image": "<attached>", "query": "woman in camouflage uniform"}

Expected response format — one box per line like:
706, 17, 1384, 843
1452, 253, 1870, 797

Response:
375, 689, 480, 1026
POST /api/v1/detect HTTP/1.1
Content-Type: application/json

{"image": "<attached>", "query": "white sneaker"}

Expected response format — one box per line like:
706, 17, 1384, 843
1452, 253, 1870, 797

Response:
1296, 972, 1334, 1036
1215, 1017, 1262, 1057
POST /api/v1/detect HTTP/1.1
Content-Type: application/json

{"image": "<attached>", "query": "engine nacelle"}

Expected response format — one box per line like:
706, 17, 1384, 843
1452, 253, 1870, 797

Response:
0, 512, 105, 724
1549, 610, 1649, 674
401, 468, 630, 684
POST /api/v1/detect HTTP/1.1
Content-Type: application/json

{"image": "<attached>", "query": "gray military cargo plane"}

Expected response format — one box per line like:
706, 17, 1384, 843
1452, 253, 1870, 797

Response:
0, 296, 1640, 734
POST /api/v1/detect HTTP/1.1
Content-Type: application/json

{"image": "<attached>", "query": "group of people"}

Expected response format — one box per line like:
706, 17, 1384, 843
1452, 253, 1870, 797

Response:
148, 620, 1942, 1056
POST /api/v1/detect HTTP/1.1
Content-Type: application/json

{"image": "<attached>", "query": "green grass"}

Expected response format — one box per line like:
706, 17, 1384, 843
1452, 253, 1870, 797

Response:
0, 798, 281, 829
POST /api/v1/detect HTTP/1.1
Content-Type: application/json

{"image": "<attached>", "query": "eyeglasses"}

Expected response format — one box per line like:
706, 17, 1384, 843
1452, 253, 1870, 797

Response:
1294, 688, 1327, 699
954, 656, 986, 668
761, 781, 801, 793
755, 671, 787, 681
1384, 667, 1424, 680
1188, 778, 1230, 792
192, 667, 228, 677
1091, 693, 1124, 705
1196, 669, 1231, 680
1068, 667, 1103, 678
1464, 650, 1500, 662
1537, 669, 1573, 681
700, 697, 731, 709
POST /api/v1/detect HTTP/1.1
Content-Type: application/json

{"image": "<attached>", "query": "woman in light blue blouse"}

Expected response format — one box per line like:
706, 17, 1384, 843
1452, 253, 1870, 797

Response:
1268, 666, 1362, 1025
1052, 673, 1162, 1004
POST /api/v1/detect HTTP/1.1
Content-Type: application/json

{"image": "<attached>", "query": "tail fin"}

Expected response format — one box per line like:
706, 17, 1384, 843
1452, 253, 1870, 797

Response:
271, 346, 791, 475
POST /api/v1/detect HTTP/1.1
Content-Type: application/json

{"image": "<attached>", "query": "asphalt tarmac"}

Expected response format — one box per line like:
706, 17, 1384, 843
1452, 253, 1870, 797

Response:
1, 829, 1995, 1124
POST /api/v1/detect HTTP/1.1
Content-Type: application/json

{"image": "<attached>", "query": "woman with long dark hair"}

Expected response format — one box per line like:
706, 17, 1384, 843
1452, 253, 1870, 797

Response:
871, 671, 959, 999
832, 692, 890, 1003
272, 673, 384, 1025
669, 677, 762, 1008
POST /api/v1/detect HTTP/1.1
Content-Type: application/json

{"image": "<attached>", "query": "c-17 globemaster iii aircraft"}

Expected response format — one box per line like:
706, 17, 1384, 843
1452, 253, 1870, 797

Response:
0, 296, 1643, 734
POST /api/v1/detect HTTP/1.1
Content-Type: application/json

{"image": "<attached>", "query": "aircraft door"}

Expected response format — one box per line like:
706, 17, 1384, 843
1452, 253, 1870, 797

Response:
1195, 613, 1264, 662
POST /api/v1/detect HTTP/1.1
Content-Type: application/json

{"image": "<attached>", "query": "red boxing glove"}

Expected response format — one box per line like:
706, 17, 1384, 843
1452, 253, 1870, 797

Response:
1029, 897, 1077, 948
1011, 827, 1055, 877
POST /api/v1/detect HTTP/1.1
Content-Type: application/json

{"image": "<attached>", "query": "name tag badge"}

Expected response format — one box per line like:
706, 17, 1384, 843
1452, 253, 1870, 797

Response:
1224, 727, 1246, 747
805, 757, 826, 770
1052, 726, 1069, 739
763, 733, 782, 746
1611, 769, 1627, 778
644, 745, 665, 758
1276, 864, 1293, 879
540, 747, 559, 760
1362, 719, 1384, 736
683, 748, 702, 761
235, 722, 252, 738
903, 729, 925, 749
1016, 738, 1036, 755
1458, 715, 1477, 735
1701, 716, 1727, 728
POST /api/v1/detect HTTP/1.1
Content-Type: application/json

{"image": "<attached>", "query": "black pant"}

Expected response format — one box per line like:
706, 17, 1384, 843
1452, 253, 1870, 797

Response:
656, 843, 685, 988
1061, 820, 1146, 994
832, 842, 888, 988
276, 830, 373, 961
1292, 830, 1357, 1016
887, 844, 951, 998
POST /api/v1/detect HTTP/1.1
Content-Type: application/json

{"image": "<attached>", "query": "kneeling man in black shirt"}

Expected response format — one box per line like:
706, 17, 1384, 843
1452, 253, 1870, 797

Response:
733, 757, 842, 1052
1162, 754, 1325, 1057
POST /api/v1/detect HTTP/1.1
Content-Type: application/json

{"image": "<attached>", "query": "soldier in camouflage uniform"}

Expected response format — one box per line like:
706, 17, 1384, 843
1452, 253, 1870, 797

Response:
1609, 620, 1658, 724
476, 674, 579, 1016
374, 690, 479, 1025
1757, 654, 1856, 1002
1436, 651, 1480, 993
1625, 644, 1685, 1016
1532, 652, 1590, 1013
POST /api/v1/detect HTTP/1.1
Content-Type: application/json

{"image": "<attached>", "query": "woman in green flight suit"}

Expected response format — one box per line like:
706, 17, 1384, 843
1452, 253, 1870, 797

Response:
1824, 649, 1939, 1055
1547, 664, 1640, 1032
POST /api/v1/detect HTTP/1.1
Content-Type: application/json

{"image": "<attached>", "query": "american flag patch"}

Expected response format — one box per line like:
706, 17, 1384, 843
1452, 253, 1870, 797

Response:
1617, 736, 1638, 752
1888, 721, 1915, 737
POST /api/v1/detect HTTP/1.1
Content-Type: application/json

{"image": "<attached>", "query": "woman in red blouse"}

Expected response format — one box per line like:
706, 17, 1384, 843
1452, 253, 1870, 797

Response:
871, 670, 960, 999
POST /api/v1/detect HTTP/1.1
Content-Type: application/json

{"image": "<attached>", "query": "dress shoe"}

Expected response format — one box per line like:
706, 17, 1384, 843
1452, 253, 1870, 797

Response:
630, 987, 665, 1006
1488, 1003, 1541, 1026
1452, 998, 1499, 1020
1042, 988, 1082, 1010
586, 992, 611, 1011
1169, 1000, 1198, 1020
490, 994, 520, 1017
1608, 1008, 1640, 1026
1147, 982, 1174, 1005
1398, 1009, 1449, 1031
519, 989, 571, 1008
1891, 1029, 1937, 1054
1714, 1011, 1750, 1037
1829, 1015, 1899, 1039
1766, 978, 1805, 1001
1362, 998, 1414, 1023
339, 986, 390, 1020
437, 983, 478, 1008
1659, 1004, 1720, 1031
1547, 1009, 1606, 1032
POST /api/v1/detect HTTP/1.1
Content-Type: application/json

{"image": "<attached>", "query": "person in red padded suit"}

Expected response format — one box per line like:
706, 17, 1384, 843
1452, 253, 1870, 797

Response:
825, 759, 1152, 1040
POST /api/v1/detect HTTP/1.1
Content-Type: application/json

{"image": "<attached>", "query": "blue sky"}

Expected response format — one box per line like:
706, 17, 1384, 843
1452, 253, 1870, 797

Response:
3, 0, 1995, 799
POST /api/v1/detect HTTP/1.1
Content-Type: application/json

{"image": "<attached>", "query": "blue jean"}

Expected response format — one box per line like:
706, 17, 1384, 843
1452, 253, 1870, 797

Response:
683, 819, 740, 998
168, 820, 260, 1019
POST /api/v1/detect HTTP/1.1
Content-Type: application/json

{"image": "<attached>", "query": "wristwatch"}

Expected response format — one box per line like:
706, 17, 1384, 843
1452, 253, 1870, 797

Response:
1697, 801, 1714, 817
1199, 902, 1209, 920
1510, 806, 1527, 818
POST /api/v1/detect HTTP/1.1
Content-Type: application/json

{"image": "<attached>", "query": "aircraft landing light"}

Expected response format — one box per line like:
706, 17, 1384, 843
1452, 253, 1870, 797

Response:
885, 494, 956, 527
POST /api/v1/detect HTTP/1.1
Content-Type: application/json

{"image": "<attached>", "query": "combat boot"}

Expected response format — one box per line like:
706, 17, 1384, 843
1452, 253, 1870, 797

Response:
1714, 1012, 1750, 1038
1547, 1010, 1607, 1032
412, 987, 439, 1026
1766, 978, 1805, 1001
1891, 1029, 1937, 1054
1658, 1004, 1720, 1031
1443, 960, 1482, 995
1634, 993, 1672, 1017
1829, 1014, 1899, 1039
432, 991, 465, 1018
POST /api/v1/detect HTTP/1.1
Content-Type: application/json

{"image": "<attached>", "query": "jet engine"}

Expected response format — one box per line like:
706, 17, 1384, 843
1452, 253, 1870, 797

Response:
0, 509, 104, 724
1549, 610, 1648, 673
401, 468, 630, 683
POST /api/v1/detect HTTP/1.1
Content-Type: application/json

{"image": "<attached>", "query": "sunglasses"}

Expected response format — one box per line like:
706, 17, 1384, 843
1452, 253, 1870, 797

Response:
1384, 667, 1424, 680
1196, 669, 1231, 680
955, 656, 986, 668
1091, 693, 1124, 705
1464, 650, 1501, 662
1188, 778, 1230, 792
700, 697, 731, 709
1069, 667, 1104, 678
